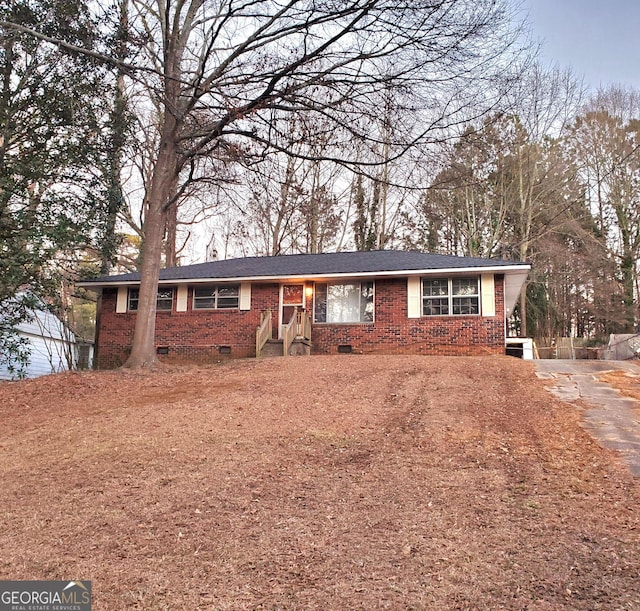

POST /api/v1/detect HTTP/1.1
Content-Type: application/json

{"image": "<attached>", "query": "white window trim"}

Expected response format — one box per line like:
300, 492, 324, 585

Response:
127, 287, 139, 311
421, 276, 480, 317
127, 287, 174, 312
192, 284, 240, 310
313, 280, 375, 324
156, 288, 174, 311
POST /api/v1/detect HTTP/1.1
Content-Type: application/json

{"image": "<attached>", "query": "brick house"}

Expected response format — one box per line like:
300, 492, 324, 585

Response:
78, 250, 530, 368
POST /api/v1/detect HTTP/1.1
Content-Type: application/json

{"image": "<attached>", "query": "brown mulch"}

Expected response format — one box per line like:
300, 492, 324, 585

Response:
600, 369, 640, 402
1, 355, 639, 610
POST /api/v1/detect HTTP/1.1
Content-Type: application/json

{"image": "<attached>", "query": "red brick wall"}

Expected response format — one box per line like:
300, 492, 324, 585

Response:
95, 275, 505, 368
96, 284, 281, 368
312, 276, 505, 356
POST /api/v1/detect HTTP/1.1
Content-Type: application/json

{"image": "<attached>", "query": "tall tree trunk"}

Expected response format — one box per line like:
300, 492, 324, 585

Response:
164, 197, 178, 266
307, 163, 320, 253
123, 122, 177, 368
122, 197, 163, 368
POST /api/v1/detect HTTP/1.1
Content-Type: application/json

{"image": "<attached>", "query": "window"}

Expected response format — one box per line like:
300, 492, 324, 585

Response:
156, 288, 174, 311
451, 277, 480, 315
314, 281, 374, 323
193, 285, 240, 310
128, 288, 174, 311
422, 277, 479, 316
422, 278, 449, 315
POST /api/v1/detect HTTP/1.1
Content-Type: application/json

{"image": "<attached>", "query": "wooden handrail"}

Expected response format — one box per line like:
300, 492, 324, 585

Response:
282, 307, 297, 357
255, 309, 272, 358
297, 309, 312, 341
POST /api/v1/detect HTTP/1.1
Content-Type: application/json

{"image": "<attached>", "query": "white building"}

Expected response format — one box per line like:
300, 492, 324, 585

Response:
0, 303, 93, 381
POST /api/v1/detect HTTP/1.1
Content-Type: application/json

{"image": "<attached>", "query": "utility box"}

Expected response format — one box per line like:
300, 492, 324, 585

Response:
505, 337, 534, 359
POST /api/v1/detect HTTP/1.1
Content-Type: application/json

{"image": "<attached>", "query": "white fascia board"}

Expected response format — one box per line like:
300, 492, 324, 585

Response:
75, 283, 103, 291
78, 264, 531, 289
76, 280, 138, 289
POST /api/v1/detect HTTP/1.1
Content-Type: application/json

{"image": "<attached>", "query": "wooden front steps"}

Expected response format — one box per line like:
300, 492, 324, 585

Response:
260, 338, 311, 357
256, 308, 312, 358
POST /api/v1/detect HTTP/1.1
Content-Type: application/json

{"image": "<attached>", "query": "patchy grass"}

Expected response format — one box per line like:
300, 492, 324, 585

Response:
1, 356, 639, 610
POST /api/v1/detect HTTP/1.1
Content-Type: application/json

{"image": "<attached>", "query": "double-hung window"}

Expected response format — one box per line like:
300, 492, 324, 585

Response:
193, 285, 240, 310
314, 281, 374, 323
422, 277, 479, 316
128, 288, 174, 311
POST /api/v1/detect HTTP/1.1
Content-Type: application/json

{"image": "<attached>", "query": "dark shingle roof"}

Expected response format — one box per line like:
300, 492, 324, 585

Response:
80, 250, 528, 286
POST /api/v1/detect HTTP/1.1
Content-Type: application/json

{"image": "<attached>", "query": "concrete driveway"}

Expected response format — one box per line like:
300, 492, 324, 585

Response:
534, 359, 640, 476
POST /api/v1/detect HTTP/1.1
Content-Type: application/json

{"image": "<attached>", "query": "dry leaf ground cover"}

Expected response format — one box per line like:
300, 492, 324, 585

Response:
1, 355, 639, 610
600, 369, 640, 402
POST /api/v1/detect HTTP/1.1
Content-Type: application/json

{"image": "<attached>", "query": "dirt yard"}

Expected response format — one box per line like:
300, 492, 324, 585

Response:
1, 355, 639, 610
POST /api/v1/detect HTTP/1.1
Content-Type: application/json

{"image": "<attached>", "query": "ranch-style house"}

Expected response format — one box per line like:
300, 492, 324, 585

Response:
77, 250, 530, 368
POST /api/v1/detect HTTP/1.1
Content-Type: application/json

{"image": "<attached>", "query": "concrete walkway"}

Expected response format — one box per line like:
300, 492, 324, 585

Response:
534, 359, 640, 476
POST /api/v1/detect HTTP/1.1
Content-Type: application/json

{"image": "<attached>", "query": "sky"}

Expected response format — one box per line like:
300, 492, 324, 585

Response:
521, 0, 640, 91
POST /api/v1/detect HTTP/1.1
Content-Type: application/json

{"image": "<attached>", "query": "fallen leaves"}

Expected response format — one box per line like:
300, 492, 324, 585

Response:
0, 356, 639, 609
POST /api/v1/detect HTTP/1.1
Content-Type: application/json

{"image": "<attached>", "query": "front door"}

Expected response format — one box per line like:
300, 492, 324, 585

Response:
279, 284, 305, 338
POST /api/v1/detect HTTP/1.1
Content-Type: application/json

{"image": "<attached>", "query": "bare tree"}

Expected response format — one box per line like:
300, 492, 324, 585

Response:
4, 0, 526, 367
568, 88, 640, 332
411, 116, 515, 258
407, 64, 585, 336
500, 65, 584, 335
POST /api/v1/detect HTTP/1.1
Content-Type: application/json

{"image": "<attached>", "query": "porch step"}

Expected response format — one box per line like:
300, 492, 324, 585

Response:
259, 338, 311, 357
289, 338, 311, 356
260, 339, 285, 358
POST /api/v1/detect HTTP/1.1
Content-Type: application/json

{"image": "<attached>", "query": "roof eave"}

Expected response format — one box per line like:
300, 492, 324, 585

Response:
76, 263, 531, 290
504, 270, 530, 316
